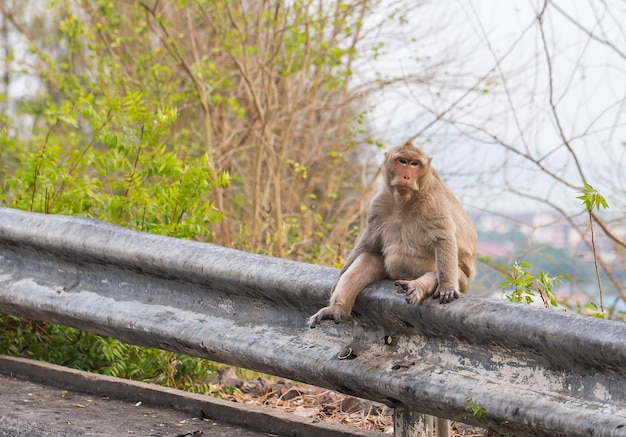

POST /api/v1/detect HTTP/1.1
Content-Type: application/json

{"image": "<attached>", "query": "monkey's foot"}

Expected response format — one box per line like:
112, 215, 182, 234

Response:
308, 305, 344, 329
394, 279, 430, 305
432, 288, 459, 304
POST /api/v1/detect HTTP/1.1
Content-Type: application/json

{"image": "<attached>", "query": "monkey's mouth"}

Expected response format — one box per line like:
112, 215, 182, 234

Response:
394, 186, 413, 197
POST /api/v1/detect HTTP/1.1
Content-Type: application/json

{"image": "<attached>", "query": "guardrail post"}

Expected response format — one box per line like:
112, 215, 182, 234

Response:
393, 408, 434, 437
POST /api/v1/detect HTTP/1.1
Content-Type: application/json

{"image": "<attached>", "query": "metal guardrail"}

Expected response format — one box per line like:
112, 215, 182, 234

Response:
0, 207, 625, 437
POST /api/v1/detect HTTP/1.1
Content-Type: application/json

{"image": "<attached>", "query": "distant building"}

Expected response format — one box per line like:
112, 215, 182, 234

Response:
474, 211, 625, 263
478, 241, 511, 258
531, 213, 581, 252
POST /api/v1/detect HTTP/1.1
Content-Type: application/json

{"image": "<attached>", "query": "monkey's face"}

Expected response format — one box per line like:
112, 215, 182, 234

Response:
389, 157, 420, 196
384, 142, 432, 198
385, 152, 430, 198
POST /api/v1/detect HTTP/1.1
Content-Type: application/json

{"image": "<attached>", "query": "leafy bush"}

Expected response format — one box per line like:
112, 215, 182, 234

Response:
0, 90, 230, 387
0, 315, 220, 392
3, 92, 228, 240
500, 261, 570, 308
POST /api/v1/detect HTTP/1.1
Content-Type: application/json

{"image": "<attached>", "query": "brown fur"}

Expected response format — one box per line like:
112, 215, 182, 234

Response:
309, 141, 477, 328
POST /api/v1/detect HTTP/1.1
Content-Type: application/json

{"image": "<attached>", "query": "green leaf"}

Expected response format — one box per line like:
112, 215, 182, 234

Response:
577, 180, 609, 212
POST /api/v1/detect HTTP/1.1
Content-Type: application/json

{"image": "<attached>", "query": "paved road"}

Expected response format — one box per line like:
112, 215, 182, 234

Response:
0, 373, 272, 437
0, 356, 378, 437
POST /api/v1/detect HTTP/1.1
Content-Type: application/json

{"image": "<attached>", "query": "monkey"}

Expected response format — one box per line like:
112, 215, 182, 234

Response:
309, 141, 477, 329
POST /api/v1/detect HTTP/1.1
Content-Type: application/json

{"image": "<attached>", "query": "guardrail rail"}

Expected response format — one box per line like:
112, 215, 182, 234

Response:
1, 207, 625, 437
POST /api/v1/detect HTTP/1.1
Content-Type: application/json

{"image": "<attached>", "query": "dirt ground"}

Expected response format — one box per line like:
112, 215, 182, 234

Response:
209, 367, 485, 436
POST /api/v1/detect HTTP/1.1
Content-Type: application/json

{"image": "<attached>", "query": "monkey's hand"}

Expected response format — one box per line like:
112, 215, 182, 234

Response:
308, 305, 343, 329
394, 279, 429, 305
432, 288, 459, 304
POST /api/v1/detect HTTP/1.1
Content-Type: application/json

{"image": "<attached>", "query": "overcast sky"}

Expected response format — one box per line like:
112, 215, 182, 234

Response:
361, 0, 626, 215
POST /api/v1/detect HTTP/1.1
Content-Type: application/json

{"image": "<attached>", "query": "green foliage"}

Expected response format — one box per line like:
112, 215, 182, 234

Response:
0, 3, 231, 389
2, 92, 227, 240
578, 301, 607, 319
462, 396, 512, 437
0, 90, 226, 390
577, 181, 609, 212
500, 261, 570, 307
0, 315, 217, 391
464, 395, 487, 419
577, 180, 608, 318
217, 385, 243, 396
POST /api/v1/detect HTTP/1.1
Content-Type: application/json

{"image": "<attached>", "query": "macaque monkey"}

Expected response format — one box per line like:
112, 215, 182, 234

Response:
309, 141, 477, 328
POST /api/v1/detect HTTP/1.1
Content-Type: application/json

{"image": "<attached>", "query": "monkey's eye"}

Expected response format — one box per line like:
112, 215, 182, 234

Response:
397, 158, 421, 167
